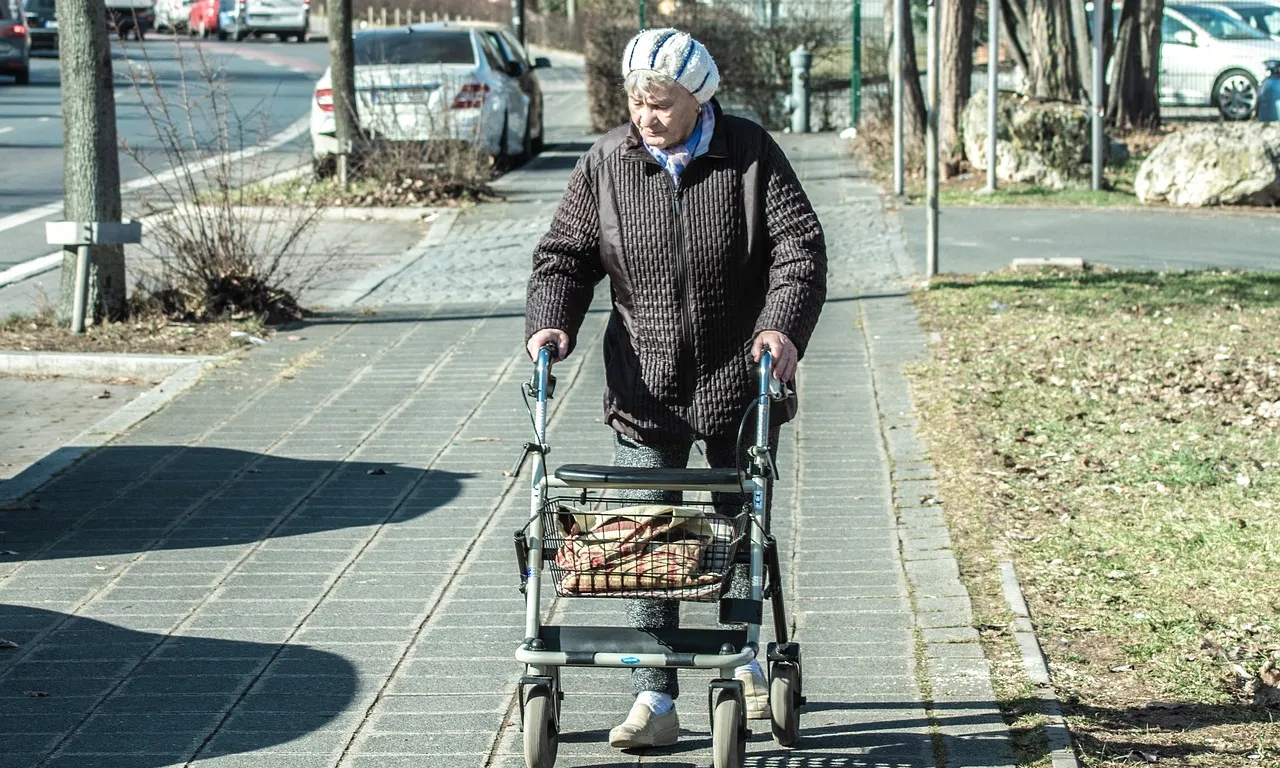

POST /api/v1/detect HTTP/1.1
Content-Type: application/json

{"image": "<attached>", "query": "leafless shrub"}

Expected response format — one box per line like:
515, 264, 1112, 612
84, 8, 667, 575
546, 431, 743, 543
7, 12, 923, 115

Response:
118, 42, 323, 324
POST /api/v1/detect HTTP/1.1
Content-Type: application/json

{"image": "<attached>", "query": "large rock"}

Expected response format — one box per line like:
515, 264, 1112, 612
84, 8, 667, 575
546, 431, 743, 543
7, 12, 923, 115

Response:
1135, 124, 1280, 207
962, 90, 1094, 189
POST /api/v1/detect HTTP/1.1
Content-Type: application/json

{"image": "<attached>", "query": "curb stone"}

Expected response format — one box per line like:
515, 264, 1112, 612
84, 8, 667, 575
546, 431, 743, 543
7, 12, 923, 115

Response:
0, 357, 220, 507
1000, 561, 1083, 768
0, 351, 223, 379
859, 296, 1019, 768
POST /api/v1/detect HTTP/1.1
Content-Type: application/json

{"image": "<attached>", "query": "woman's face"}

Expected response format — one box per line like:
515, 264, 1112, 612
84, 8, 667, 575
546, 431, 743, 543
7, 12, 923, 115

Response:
628, 81, 701, 149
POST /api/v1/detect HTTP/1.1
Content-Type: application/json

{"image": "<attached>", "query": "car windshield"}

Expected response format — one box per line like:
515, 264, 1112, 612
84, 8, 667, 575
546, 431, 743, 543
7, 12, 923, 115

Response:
354, 30, 476, 66
23, 0, 55, 12
1174, 4, 1270, 39
1232, 4, 1280, 34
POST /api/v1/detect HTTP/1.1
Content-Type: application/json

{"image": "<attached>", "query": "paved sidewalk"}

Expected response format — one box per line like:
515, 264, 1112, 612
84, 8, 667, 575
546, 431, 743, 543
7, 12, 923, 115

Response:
0, 131, 1016, 768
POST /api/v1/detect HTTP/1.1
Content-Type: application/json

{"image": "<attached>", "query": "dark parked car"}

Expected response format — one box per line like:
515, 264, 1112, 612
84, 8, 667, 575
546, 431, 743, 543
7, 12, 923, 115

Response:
22, 0, 55, 50
105, 0, 154, 40
0, 0, 31, 83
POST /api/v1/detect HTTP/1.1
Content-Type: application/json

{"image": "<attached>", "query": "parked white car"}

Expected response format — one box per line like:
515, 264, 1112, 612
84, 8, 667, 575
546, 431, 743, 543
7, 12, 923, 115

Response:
219, 0, 308, 41
310, 22, 550, 175
1163, 3, 1280, 118
154, 0, 194, 32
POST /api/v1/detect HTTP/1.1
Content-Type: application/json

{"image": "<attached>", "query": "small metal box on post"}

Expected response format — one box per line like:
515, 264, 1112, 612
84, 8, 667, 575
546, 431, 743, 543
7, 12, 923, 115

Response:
790, 46, 812, 134
46, 220, 142, 334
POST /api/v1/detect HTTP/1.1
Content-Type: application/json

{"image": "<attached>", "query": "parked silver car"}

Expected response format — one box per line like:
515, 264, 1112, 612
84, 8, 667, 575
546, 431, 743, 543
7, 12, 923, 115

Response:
1163, 3, 1280, 118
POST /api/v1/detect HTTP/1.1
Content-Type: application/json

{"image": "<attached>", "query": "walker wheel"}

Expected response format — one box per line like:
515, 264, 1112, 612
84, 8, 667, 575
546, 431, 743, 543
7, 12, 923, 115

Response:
522, 685, 558, 768
770, 663, 801, 746
711, 686, 746, 768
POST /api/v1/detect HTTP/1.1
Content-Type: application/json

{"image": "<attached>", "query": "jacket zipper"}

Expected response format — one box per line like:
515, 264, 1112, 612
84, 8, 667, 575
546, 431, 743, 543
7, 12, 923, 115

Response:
670, 182, 698, 432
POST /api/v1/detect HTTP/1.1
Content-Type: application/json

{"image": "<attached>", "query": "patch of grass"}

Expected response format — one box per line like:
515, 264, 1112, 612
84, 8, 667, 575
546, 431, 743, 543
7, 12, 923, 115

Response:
910, 268, 1280, 767
0, 306, 267, 355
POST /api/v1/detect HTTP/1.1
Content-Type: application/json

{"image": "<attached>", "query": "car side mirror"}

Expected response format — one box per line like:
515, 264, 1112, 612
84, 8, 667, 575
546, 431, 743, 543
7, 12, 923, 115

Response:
1173, 29, 1197, 46
534, 56, 552, 69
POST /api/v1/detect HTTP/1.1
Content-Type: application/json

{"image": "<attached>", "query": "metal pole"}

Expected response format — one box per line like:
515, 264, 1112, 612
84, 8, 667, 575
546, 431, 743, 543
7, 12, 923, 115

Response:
1091, 0, 1104, 190
70, 244, 90, 334
638, 0, 645, 30
926, 0, 939, 277
984, 0, 999, 191
511, 0, 524, 46
791, 47, 812, 133
851, 0, 862, 126
892, 0, 905, 196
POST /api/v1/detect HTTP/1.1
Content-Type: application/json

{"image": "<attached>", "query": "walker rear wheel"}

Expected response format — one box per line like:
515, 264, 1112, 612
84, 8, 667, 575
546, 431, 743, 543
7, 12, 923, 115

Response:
711, 687, 746, 768
770, 663, 801, 746
522, 685, 558, 768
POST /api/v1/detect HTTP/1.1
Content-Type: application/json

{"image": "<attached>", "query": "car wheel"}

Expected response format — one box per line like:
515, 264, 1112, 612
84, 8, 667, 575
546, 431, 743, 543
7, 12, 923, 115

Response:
531, 109, 544, 154
495, 115, 510, 171
1215, 69, 1258, 121
518, 114, 533, 164
15, 66, 29, 85
312, 155, 335, 179
216, 27, 227, 40
295, 27, 307, 43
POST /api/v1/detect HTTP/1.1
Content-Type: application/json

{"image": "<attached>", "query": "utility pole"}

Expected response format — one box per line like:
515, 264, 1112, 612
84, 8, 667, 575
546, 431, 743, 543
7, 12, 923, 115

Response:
983, 0, 998, 192
926, 0, 940, 276
511, 0, 525, 46
1091, 0, 1104, 190
328, 0, 359, 187
892, 0, 905, 197
56, 0, 125, 324
851, 0, 862, 126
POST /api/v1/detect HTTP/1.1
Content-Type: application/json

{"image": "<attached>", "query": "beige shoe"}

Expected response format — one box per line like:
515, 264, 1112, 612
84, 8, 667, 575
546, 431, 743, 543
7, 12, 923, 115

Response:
608, 701, 680, 749
737, 668, 772, 720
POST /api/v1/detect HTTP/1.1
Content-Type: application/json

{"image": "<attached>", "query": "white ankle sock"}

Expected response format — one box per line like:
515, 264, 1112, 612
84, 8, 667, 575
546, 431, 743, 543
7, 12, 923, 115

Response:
735, 659, 764, 678
636, 690, 674, 715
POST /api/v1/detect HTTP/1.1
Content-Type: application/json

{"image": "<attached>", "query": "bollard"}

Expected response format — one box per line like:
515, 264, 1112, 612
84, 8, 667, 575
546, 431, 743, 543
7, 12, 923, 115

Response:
790, 46, 812, 134
1260, 60, 1280, 123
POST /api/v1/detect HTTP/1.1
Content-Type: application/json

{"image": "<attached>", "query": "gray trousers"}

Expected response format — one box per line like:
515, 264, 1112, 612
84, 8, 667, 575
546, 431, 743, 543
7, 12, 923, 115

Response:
614, 428, 779, 699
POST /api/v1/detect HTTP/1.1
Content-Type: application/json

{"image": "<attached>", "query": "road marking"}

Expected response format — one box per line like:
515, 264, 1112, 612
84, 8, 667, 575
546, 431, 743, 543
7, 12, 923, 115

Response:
0, 126, 12, 134
0, 253, 63, 286
0, 115, 310, 276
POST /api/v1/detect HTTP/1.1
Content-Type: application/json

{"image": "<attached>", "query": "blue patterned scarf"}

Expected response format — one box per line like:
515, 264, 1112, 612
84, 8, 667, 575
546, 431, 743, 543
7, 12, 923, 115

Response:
644, 102, 715, 187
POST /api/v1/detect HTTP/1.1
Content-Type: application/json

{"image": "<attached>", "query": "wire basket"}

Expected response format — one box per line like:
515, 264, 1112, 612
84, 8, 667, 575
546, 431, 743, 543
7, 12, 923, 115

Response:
530, 495, 747, 601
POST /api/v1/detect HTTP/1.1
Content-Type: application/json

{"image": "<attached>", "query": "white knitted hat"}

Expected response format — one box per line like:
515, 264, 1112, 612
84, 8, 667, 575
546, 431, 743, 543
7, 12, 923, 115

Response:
621, 28, 720, 104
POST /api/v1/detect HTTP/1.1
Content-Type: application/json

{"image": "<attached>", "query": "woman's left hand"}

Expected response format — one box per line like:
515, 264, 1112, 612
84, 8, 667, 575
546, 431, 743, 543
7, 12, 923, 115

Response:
752, 330, 798, 382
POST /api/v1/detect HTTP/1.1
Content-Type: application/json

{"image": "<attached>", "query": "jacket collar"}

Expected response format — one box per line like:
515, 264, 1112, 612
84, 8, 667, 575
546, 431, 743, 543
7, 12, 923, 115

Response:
623, 98, 729, 163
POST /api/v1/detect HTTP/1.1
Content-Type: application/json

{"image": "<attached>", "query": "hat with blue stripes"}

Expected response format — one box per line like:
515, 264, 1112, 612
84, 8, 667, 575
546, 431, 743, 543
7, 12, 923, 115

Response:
621, 28, 720, 104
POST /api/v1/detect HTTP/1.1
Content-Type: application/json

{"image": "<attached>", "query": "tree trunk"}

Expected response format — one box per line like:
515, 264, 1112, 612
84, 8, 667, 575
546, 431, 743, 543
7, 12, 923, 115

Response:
327, 0, 360, 182
56, 0, 125, 324
886, 0, 927, 147
1107, 0, 1162, 129
1001, 0, 1086, 101
940, 0, 976, 176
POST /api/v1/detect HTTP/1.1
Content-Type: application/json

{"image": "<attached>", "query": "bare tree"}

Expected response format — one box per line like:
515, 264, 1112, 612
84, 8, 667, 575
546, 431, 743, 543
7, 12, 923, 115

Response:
1000, 0, 1087, 101
327, 0, 361, 184
1107, 0, 1163, 129
940, 0, 976, 176
56, 0, 125, 322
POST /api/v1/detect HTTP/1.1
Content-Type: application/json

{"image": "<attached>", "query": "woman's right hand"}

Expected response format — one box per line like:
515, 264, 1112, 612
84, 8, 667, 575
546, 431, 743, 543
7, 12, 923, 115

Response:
527, 329, 570, 363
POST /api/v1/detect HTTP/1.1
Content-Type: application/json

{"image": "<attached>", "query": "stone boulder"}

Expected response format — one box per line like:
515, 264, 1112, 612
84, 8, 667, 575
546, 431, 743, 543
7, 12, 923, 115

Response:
1135, 123, 1280, 207
962, 90, 1096, 189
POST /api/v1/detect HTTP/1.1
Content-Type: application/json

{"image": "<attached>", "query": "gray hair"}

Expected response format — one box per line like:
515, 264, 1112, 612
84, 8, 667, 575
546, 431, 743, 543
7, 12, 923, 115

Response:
625, 69, 679, 99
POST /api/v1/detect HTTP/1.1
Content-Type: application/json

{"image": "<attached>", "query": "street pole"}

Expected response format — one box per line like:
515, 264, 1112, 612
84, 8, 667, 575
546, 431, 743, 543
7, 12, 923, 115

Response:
892, 0, 905, 197
328, 0, 358, 189
926, 0, 940, 277
984, 0, 999, 192
1091, 0, 1104, 190
638, 0, 646, 30
851, 0, 862, 127
511, 0, 525, 46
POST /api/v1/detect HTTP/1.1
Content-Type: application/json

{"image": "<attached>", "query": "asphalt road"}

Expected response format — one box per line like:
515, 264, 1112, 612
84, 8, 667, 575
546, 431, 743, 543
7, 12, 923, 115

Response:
0, 35, 331, 275
901, 204, 1280, 274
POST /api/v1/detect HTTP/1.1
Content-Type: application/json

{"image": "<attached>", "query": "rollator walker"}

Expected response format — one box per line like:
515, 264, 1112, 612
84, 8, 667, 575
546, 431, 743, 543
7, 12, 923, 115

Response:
512, 343, 805, 768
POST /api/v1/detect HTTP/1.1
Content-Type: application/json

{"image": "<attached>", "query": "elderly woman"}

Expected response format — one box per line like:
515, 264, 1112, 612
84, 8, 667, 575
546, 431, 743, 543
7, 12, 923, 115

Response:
524, 28, 827, 749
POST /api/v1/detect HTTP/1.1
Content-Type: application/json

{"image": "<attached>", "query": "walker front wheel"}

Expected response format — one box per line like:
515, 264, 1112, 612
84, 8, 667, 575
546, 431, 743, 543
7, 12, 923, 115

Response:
769, 663, 801, 746
711, 687, 746, 768
522, 685, 558, 768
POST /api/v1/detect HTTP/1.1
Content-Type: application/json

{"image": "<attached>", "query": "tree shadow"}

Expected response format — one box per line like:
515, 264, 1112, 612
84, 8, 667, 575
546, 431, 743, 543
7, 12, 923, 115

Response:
0, 603, 358, 766
0, 446, 469, 563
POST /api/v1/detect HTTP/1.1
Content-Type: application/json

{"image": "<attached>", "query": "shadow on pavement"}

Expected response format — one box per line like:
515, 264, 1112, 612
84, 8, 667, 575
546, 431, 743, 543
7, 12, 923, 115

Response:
1, 446, 469, 562
0, 603, 358, 766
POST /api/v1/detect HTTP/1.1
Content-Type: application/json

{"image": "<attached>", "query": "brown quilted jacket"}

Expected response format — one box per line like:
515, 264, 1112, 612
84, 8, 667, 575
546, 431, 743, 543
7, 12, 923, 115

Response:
525, 101, 827, 442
